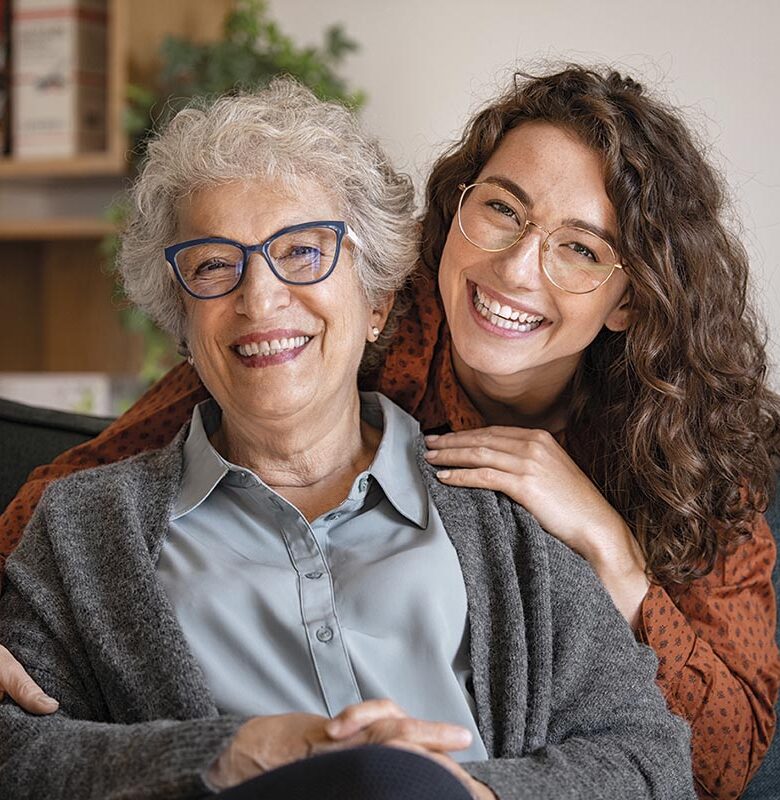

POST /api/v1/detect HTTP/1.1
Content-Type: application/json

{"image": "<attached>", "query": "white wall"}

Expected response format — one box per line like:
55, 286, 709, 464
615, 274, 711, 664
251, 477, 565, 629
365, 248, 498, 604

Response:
268, 0, 780, 382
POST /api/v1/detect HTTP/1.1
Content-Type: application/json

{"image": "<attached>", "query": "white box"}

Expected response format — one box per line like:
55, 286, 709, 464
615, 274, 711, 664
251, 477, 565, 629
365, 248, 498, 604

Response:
12, 0, 107, 158
0, 372, 144, 416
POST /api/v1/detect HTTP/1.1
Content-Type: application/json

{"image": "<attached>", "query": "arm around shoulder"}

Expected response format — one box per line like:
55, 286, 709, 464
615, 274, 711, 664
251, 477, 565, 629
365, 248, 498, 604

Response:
0, 475, 246, 799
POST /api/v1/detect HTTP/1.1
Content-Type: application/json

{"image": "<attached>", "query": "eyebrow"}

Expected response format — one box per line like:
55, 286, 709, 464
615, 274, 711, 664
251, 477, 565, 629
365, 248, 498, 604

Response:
561, 218, 618, 251
481, 175, 534, 209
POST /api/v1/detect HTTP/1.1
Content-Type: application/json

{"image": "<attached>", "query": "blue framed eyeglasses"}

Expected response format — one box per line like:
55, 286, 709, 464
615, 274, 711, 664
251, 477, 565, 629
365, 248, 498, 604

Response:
164, 220, 363, 300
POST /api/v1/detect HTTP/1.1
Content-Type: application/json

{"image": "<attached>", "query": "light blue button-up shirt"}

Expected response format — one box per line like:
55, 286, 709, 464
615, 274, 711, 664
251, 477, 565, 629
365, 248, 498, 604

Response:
157, 393, 488, 762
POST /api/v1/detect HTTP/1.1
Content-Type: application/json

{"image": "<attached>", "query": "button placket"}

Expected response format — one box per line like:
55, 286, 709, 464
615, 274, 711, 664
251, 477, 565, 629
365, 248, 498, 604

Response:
276, 508, 361, 716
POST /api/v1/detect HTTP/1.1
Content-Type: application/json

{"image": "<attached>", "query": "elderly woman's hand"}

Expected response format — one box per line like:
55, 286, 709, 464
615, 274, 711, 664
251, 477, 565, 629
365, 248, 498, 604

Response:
425, 427, 650, 629
326, 700, 496, 800
0, 644, 59, 714
207, 699, 475, 791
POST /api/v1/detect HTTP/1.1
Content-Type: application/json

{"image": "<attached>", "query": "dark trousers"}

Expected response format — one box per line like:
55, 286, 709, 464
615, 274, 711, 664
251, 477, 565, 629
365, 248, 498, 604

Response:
215, 745, 475, 800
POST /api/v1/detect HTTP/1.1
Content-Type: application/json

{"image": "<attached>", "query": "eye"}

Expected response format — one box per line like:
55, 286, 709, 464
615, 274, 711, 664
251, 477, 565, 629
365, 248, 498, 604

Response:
288, 245, 322, 259
195, 258, 234, 275
564, 241, 598, 262
486, 200, 520, 221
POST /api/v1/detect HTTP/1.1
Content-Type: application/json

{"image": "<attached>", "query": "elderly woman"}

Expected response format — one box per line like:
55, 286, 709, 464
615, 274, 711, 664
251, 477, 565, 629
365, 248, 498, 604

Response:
0, 80, 693, 799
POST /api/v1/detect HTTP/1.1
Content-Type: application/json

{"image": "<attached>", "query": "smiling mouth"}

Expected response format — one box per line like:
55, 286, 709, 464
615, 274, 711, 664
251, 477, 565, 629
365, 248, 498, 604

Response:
232, 335, 311, 358
471, 284, 546, 332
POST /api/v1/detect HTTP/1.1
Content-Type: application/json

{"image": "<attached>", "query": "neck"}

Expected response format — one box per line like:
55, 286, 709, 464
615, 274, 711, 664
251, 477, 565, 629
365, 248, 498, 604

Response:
452, 348, 579, 432
210, 392, 381, 500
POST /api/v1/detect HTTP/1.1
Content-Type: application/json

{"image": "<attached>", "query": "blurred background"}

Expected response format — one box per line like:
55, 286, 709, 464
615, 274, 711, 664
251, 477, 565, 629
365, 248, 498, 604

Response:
0, 0, 777, 415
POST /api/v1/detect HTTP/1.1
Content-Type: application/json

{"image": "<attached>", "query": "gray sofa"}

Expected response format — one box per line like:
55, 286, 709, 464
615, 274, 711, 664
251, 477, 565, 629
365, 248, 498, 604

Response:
0, 396, 778, 797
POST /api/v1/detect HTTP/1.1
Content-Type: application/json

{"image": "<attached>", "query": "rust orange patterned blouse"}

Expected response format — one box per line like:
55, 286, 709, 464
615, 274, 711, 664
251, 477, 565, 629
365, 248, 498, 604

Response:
0, 271, 778, 799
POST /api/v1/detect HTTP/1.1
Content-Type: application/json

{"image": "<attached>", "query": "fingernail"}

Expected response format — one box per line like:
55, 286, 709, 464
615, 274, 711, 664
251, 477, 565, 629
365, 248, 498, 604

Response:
36, 694, 59, 710
424, 435, 439, 443
423, 450, 435, 459
436, 470, 451, 480
458, 728, 472, 744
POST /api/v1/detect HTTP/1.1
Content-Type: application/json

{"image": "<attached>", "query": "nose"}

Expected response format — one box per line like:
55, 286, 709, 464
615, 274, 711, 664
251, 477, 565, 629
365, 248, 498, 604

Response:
233, 252, 292, 318
491, 224, 546, 289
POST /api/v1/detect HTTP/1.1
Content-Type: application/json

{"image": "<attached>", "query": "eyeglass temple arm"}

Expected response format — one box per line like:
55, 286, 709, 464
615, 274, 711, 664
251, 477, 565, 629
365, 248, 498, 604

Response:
345, 224, 364, 251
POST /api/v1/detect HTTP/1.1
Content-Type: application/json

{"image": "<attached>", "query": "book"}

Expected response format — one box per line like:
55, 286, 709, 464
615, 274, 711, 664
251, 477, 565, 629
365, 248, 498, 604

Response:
11, 0, 107, 159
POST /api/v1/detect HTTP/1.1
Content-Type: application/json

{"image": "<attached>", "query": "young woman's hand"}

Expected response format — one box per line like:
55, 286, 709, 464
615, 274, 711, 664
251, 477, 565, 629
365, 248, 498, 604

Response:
425, 427, 650, 628
0, 644, 59, 713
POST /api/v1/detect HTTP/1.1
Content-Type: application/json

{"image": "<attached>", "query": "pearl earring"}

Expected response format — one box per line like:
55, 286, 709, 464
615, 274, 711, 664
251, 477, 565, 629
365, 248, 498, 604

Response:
371, 326, 380, 340
187, 355, 194, 366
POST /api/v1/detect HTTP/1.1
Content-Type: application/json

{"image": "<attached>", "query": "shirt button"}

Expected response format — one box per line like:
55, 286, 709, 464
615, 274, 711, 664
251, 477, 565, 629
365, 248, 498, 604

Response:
304, 571, 323, 580
316, 626, 334, 643
358, 476, 368, 493
325, 512, 342, 522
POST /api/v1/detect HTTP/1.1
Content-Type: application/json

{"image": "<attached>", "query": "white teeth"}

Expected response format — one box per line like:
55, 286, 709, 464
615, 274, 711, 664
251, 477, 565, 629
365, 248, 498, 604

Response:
236, 336, 310, 357
472, 286, 545, 330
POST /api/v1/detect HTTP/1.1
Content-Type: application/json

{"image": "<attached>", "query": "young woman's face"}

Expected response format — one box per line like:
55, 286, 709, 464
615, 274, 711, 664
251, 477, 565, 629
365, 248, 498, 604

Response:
438, 121, 632, 386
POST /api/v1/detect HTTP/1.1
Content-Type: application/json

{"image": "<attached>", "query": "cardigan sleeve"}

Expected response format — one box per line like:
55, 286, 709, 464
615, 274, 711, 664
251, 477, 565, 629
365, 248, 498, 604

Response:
0, 361, 207, 579
0, 489, 245, 799
636, 515, 780, 798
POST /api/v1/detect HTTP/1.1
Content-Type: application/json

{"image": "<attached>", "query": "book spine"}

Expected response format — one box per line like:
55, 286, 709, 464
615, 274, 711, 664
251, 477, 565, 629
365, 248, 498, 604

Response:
0, 0, 9, 154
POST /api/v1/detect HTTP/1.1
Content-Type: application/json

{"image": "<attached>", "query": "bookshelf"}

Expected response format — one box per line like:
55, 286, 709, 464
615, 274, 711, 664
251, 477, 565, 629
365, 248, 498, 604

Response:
0, 0, 232, 375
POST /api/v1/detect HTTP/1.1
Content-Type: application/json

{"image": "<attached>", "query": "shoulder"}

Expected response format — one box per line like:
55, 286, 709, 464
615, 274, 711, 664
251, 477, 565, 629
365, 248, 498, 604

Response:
29, 427, 188, 546
48, 427, 186, 498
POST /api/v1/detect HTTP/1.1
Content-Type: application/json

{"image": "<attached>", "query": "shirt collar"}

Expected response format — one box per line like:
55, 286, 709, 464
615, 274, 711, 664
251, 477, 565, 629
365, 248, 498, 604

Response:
171, 400, 229, 520
172, 394, 429, 529
359, 392, 428, 529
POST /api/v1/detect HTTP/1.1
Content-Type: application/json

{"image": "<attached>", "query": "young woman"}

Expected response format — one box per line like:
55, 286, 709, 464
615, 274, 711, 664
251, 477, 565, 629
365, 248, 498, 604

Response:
1, 66, 778, 798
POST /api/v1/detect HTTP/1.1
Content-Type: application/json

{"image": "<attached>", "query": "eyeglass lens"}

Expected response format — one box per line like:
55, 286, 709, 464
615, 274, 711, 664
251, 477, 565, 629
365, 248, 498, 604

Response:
174, 226, 340, 298
458, 183, 617, 294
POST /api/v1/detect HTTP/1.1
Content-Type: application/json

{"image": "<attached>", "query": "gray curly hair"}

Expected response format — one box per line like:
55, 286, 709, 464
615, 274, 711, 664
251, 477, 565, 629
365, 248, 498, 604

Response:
119, 77, 418, 366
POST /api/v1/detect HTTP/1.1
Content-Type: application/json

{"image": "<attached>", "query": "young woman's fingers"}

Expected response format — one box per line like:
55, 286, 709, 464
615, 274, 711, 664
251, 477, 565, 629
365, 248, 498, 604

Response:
426, 426, 555, 447
425, 444, 529, 475
434, 467, 520, 499
425, 431, 557, 462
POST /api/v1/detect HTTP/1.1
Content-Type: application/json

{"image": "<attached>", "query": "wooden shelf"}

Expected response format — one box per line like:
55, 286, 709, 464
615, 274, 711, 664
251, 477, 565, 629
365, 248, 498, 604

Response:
0, 152, 129, 180
0, 0, 232, 375
0, 218, 115, 240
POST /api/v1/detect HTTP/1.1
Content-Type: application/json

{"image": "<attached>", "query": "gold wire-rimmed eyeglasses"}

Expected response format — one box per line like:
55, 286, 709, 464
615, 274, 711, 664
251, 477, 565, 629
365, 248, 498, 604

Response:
456, 182, 624, 295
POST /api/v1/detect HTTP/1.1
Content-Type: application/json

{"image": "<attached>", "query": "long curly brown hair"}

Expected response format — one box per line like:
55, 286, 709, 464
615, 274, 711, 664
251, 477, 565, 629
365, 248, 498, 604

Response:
419, 66, 780, 585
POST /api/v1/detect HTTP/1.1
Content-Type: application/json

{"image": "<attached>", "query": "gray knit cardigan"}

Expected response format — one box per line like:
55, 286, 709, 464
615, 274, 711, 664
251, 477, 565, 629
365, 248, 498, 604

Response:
0, 429, 695, 799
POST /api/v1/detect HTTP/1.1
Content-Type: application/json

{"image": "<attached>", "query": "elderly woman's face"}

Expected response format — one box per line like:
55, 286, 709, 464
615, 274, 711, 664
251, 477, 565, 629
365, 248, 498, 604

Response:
177, 178, 386, 423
